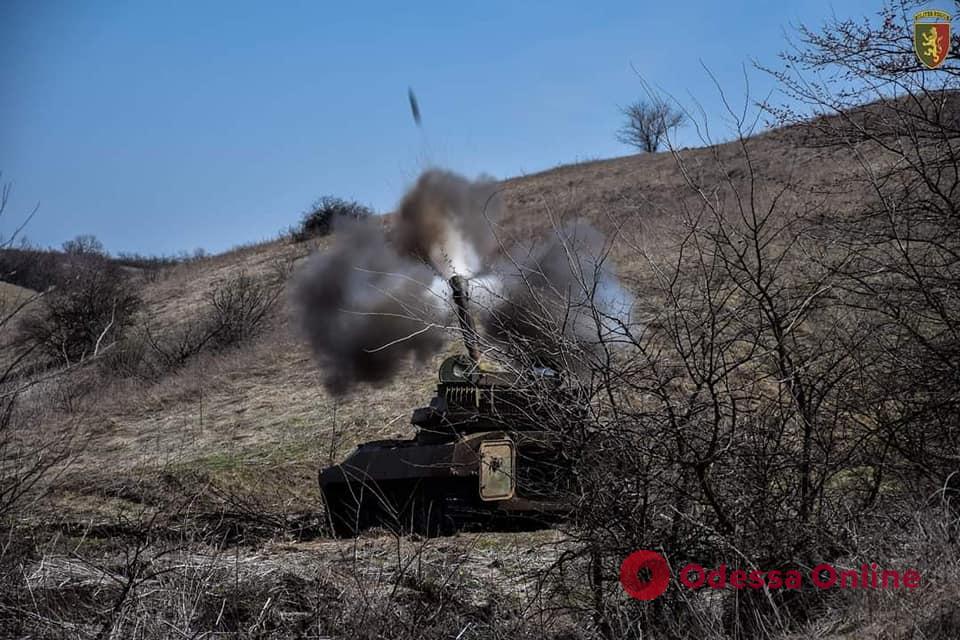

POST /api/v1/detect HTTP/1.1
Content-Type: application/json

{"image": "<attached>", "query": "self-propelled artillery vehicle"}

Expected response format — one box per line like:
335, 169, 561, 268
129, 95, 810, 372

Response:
318, 276, 576, 536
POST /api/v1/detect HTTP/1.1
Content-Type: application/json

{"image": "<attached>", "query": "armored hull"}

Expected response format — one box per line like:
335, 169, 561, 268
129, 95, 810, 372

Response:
318, 355, 573, 537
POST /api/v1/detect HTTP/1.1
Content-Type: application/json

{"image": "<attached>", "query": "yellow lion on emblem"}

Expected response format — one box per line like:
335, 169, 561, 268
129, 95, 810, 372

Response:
921, 26, 942, 60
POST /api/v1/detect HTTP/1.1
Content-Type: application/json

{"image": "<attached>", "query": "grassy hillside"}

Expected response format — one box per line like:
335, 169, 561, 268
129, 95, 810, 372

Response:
9, 115, 882, 524
37, 128, 868, 510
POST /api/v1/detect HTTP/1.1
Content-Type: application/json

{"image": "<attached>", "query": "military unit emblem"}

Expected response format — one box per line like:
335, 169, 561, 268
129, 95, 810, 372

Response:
913, 10, 951, 69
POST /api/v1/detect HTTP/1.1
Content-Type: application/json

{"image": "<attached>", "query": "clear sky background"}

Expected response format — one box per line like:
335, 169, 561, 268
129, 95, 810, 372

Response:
1, 0, 892, 255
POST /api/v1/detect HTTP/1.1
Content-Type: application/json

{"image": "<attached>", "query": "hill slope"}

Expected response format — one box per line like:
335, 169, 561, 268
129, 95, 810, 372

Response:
35, 124, 878, 518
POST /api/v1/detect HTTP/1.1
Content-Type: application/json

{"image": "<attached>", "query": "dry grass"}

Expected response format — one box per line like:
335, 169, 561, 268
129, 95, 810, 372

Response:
0, 280, 38, 309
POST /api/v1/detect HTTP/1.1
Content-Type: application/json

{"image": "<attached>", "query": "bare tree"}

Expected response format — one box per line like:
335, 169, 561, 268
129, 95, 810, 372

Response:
616, 100, 684, 152
61, 233, 105, 256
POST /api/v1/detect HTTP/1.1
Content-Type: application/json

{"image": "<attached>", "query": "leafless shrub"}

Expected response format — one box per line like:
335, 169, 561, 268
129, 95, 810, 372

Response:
102, 269, 285, 383
0, 245, 64, 292
21, 257, 141, 367
0, 179, 79, 521
205, 270, 283, 350
760, 0, 960, 498
0, 179, 88, 637
470, 5, 960, 636
105, 321, 213, 381
291, 196, 374, 242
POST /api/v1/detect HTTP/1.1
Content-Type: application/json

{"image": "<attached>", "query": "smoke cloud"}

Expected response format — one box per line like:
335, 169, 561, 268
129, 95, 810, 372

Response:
292, 220, 446, 394
292, 169, 633, 394
479, 221, 633, 366
391, 170, 501, 279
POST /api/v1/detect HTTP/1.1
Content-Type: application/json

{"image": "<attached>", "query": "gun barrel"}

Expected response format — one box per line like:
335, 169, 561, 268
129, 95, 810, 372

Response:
449, 275, 481, 363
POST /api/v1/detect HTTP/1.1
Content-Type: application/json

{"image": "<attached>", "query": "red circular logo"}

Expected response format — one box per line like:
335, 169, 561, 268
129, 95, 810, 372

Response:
620, 550, 671, 600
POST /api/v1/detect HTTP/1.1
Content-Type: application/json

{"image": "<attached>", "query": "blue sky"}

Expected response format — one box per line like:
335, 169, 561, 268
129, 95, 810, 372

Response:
1, 0, 888, 255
